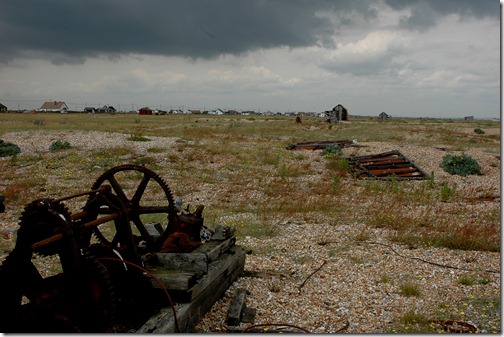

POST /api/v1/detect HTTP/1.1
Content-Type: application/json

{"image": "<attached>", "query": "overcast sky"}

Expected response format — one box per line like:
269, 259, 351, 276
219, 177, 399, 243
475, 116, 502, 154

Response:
0, 0, 500, 118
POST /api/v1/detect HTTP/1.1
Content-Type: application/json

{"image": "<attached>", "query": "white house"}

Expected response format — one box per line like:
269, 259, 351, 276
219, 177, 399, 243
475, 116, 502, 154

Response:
39, 101, 69, 113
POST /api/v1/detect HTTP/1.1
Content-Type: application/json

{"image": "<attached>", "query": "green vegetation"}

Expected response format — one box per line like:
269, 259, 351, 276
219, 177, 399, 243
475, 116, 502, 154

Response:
387, 293, 501, 333
438, 181, 457, 202
399, 282, 421, 297
49, 140, 71, 151
0, 113, 500, 333
0, 113, 499, 253
320, 144, 342, 157
128, 127, 151, 141
0, 139, 21, 157
440, 153, 482, 176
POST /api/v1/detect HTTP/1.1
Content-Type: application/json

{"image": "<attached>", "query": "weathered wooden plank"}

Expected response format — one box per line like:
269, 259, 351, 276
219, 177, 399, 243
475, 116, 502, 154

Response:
137, 245, 246, 333
226, 288, 247, 326
155, 252, 208, 275
169, 244, 245, 302
192, 237, 236, 262
145, 222, 164, 240
148, 270, 198, 291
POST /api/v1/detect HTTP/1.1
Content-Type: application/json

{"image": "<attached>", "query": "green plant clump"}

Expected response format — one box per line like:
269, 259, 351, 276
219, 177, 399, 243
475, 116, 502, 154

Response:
0, 139, 21, 157
474, 128, 485, 134
439, 181, 457, 202
49, 140, 71, 151
321, 144, 342, 157
440, 153, 482, 176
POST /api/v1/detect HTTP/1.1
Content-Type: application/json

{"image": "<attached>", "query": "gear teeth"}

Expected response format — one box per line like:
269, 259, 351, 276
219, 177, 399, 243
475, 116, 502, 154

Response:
17, 199, 72, 257
81, 248, 119, 330
88, 164, 177, 249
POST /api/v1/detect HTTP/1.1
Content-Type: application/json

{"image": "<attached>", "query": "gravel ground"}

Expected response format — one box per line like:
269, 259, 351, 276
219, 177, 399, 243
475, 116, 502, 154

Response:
0, 130, 500, 333
194, 221, 500, 333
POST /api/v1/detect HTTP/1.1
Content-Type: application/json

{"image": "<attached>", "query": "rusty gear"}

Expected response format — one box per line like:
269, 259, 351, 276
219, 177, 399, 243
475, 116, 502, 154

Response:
89, 164, 177, 252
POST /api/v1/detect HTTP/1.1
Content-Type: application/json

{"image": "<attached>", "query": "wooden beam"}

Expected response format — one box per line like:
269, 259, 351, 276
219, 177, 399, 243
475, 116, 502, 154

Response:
154, 252, 208, 275
226, 288, 247, 326
192, 237, 236, 262
148, 270, 198, 291
137, 245, 246, 333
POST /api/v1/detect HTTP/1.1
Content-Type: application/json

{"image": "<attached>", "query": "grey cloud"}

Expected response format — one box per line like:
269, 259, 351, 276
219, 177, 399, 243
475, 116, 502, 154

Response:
384, 0, 499, 30
0, 0, 351, 64
0, 0, 498, 65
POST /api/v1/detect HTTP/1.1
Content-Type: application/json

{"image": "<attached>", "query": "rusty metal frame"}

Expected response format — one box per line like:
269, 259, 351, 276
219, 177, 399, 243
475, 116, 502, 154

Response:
348, 150, 429, 180
286, 140, 355, 150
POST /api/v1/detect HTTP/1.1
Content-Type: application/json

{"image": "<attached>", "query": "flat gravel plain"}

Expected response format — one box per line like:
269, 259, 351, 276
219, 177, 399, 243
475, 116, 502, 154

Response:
0, 129, 500, 333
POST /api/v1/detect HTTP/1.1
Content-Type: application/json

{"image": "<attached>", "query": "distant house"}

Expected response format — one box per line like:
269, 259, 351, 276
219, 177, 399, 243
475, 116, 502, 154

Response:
0, 103, 7, 112
378, 112, 390, 120
138, 107, 152, 115
324, 104, 349, 123
39, 101, 69, 113
98, 105, 116, 113
296, 111, 317, 117
464, 116, 474, 120
208, 109, 224, 115
84, 107, 96, 113
242, 110, 257, 115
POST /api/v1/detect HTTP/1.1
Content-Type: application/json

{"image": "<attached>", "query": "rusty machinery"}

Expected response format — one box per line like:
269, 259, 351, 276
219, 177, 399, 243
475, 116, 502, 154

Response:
0, 164, 207, 332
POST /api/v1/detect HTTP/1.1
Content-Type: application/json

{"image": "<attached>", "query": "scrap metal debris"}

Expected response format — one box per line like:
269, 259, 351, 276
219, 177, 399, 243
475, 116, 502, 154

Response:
0, 164, 244, 333
286, 139, 359, 150
348, 150, 428, 180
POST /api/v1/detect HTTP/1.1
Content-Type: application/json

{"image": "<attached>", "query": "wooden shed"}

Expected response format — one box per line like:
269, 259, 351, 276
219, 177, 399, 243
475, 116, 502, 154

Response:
139, 107, 153, 115
324, 104, 349, 123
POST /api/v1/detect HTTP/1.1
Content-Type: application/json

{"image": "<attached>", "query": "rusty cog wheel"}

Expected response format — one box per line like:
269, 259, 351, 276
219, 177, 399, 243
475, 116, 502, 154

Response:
89, 164, 177, 252
0, 199, 84, 332
16, 198, 73, 256
0, 247, 121, 332
78, 247, 122, 332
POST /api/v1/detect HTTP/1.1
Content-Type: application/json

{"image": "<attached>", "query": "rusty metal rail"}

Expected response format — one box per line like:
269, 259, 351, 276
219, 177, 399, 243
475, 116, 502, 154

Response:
348, 150, 429, 180
286, 140, 357, 150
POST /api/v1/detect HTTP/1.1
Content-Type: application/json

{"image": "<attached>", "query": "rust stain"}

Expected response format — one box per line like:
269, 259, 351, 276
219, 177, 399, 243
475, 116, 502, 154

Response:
348, 150, 429, 180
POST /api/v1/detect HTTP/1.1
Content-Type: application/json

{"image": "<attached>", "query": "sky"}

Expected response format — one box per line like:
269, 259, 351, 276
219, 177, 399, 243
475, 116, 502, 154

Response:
0, 0, 500, 118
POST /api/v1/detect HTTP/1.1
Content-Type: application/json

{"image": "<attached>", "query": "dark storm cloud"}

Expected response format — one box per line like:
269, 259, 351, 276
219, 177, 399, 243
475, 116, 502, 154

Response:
0, 0, 349, 63
0, 0, 498, 65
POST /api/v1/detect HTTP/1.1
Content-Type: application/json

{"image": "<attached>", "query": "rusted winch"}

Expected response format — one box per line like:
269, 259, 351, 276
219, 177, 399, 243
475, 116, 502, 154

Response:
0, 164, 215, 332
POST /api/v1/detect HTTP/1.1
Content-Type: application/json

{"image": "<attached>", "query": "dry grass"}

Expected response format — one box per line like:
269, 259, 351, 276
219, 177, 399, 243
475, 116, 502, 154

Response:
0, 112, 500, 333
0, 113, 500, 254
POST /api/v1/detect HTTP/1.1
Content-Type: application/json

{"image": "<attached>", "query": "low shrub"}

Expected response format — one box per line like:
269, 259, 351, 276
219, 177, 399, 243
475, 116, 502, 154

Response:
320, 144, 342, 157
128, 127, 150, 141
439, 182, 457, 202
49, 140, 71, 151
0, 139, 21, 157
440, 153, 482, 176
474, 128, 485, 134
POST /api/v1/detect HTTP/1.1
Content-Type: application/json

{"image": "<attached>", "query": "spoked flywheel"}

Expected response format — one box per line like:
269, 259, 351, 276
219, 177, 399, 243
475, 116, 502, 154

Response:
86, 164, 177, 252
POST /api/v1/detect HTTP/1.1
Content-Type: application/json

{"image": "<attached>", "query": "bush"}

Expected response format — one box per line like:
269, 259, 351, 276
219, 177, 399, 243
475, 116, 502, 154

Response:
321, 144, 342, 157
0, 139, 21, 157
49, 140, 71, 151
474, 128, 485, 134
440, 153, 482, 176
